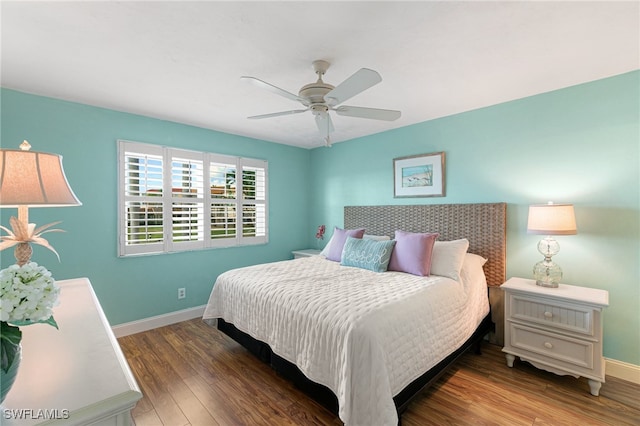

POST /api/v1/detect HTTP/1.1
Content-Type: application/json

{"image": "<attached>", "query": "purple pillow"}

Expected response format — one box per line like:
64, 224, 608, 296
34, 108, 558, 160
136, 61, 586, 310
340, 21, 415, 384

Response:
388, 230, 439, 276
326, 227, 365, 261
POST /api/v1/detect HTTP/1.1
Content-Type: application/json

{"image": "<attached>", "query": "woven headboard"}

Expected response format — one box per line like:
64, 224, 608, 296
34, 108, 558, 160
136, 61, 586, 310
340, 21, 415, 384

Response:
344, 203, 506, 286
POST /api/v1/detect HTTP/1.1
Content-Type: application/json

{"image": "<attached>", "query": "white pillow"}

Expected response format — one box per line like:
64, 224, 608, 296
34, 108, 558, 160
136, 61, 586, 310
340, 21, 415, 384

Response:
460, 252, 488, 288
363, 234, 391, 241
430, 239, 469, 282
319, 234, 335, 257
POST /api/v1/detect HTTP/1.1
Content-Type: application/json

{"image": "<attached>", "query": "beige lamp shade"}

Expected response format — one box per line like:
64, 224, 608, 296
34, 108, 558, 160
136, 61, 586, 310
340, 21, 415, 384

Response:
0, 148, 82, 207
527, 203, 577, 235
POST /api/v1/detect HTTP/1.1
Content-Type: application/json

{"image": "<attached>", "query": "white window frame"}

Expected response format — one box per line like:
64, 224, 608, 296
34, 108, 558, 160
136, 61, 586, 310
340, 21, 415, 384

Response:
118, 140, 268, 257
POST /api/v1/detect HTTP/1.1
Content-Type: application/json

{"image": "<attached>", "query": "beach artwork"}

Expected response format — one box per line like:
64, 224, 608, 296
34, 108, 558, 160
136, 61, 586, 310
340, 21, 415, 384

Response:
402, 165, 433, 188
393, 152, 445, 197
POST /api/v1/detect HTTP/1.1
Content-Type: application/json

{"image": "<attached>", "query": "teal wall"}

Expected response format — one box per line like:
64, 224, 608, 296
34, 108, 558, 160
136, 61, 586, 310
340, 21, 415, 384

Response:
309, 71, 640, 365
0, 89, 311, 325
1, 71, 638, 365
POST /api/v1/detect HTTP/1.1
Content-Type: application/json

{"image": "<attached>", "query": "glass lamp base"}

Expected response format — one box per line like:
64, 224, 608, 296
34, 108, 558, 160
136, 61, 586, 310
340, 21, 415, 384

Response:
533, 259, 562, 288
535, 279, 559, 288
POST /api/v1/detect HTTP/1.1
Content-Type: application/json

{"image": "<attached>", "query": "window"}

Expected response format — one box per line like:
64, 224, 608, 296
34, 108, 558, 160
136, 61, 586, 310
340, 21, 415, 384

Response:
118, 140, 268, 256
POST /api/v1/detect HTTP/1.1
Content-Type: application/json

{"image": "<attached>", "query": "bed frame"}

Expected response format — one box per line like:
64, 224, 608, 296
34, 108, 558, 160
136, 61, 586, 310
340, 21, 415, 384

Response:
217, 202, 507, 424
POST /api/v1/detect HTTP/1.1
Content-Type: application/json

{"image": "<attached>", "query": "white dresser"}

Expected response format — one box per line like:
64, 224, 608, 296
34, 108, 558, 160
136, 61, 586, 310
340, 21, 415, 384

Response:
501, 277, 609, 396
2, 278, 142, 425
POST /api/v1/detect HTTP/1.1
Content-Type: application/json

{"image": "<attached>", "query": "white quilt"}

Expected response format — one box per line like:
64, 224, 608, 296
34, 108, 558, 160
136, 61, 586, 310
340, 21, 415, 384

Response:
203, 256, 489, 426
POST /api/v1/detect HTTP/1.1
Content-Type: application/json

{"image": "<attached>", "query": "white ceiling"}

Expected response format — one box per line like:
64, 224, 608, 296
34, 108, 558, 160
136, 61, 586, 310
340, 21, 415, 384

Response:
2, 1, 638, 149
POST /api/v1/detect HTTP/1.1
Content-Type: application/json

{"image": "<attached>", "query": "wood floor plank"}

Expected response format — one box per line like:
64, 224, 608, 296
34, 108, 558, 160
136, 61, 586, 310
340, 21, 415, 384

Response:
134, 341, 191, 425
132, 408, 163, 426
184, 373, 250, 425
166, 377, 221, 426
600, 376, 640, 410
146, 325, 202, 381
118, 318, 640, 426
204, 358, 298, 425
149, 391, 190, 426
281, 399, 343, 426
126, 351, 166, 402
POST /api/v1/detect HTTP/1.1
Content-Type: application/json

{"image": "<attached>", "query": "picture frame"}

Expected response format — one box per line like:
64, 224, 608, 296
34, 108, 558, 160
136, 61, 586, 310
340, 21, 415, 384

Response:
393, 152, 446, 198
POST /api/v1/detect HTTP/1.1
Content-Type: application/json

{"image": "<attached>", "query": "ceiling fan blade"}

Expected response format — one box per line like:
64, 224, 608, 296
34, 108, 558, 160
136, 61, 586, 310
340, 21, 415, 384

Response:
315, 111, 334, 139
324, 68, 382, 106
335, 105, 401, 121
248, 109, 308, 119
241, 76, 309, 105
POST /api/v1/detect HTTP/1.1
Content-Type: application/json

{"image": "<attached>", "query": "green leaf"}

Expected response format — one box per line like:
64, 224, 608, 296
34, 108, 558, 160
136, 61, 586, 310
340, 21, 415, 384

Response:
1, 321, 22, 373
44, 316, 59, 330
11, 315, 59, 330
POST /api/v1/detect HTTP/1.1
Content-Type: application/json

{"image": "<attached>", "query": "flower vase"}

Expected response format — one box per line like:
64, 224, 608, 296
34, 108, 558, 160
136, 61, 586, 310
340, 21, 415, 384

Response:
1, 344, 22, 404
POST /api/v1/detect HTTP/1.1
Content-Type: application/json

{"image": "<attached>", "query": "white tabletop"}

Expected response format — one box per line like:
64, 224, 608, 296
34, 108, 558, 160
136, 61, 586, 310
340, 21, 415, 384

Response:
501, 277, 609, 307
1, 278, 141, 425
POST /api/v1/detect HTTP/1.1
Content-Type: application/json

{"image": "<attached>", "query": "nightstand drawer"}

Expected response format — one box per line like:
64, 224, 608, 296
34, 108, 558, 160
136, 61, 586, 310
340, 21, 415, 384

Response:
509, 323, 593, 369
508, 293, 594, 336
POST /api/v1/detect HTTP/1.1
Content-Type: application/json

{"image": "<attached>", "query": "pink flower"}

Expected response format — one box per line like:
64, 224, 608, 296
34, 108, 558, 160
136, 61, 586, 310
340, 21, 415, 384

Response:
315, 224, 326, 240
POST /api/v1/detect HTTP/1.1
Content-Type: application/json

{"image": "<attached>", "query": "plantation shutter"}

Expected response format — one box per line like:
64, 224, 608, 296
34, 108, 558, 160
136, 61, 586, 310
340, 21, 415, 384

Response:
239, 158, 268, 245
119, 141, 165, 256
167, 149, 205, 252
209, 154, 238, 247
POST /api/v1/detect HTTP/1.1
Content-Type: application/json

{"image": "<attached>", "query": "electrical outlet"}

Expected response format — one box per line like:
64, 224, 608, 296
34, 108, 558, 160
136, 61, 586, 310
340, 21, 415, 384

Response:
178, 287, 186, 299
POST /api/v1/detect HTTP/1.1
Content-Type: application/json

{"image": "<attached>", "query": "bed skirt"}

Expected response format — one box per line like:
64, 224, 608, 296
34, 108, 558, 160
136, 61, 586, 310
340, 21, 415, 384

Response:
216, 313, 493, 421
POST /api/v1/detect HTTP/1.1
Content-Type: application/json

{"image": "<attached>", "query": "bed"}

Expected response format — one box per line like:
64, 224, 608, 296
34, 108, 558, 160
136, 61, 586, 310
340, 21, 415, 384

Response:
203, 203, 506, 425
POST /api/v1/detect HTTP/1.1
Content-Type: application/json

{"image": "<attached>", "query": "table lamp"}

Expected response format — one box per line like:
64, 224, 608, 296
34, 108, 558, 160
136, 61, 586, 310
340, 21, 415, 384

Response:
0, 140, 81, 265
527, 202, 577, 287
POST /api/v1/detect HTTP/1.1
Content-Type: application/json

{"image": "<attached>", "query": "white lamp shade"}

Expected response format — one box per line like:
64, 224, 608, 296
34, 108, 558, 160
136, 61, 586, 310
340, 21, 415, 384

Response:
0, 149, 82, 207
527, 203, 577, 235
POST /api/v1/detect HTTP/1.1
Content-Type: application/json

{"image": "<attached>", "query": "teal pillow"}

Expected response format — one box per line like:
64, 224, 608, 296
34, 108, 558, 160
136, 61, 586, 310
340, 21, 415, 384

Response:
341, 236, 397, 273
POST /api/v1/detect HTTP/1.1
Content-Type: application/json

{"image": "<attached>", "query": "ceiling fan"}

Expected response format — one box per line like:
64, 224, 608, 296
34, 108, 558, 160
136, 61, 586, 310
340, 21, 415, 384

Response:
241, 60, 401, 146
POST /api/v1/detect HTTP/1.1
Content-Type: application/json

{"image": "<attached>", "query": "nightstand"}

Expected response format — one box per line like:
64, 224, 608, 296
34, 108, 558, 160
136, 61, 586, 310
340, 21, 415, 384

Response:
292, 249, 321, 259
501, 277, 609, 396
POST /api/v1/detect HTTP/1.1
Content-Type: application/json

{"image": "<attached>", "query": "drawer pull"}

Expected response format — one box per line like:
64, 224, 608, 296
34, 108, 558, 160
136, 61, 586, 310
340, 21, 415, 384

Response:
544, 342, 553, 349
544, 311, 553, 319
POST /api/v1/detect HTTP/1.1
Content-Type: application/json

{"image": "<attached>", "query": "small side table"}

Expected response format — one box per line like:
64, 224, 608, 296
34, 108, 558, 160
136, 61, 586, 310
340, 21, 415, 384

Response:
292, 249, 321, 259
502, 277, 609, 396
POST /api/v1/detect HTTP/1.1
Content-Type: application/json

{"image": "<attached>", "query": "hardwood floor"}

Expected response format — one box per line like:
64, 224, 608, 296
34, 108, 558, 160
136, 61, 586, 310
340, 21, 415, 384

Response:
118, 319, 640, 426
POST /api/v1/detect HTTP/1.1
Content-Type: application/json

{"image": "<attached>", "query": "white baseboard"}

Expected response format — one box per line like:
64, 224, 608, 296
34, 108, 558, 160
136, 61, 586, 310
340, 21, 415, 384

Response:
606, 358, 640, 385
112, 305, 206, 338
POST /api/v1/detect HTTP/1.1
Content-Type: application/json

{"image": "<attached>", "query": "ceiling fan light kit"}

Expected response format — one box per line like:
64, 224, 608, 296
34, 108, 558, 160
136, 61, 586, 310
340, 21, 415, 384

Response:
242, 60, 401, 147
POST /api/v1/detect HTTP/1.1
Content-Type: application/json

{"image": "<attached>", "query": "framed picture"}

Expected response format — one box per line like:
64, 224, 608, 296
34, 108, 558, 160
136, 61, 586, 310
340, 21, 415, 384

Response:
393, 152, 446, 198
